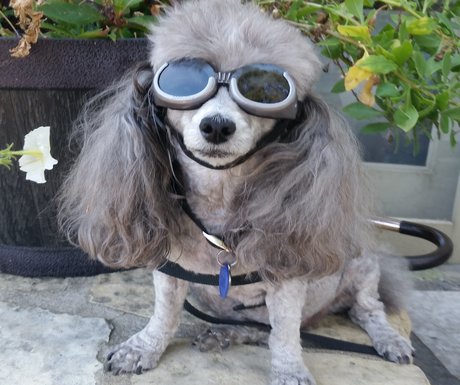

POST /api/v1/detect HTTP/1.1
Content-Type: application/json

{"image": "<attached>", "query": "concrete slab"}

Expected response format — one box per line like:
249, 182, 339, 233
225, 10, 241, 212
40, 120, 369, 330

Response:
0, 301, 111, 385
408, 291, 460, 378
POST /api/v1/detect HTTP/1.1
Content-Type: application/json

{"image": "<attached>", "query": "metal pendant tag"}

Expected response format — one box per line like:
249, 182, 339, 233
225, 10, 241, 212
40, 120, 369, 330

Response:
219, 264, 231, 298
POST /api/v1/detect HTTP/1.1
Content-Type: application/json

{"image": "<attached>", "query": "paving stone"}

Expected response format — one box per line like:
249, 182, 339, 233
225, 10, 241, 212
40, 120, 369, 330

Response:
89, 269, 154, 318
90, 269, 412, 345
89, 269, 201, 326
0, 301, 111, 385
408, 291, 460, 378
95, 339, 429, 385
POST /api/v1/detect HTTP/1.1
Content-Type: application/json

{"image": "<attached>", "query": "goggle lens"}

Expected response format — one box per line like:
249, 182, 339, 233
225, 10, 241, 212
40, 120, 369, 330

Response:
236, 67, 290, 104
153, 59, 297, 119
158, 60, 214, 97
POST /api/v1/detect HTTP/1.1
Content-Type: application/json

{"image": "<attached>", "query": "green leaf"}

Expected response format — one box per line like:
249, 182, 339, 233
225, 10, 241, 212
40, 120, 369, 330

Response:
361, 122, 390, 133
413, 35, 441, 53
285, 0, 304, 21
343, 103, 383, 120
391, 41, 413, 66
108, 31, 117, 42
40, 21, 74, 37
450, 54, 460, 72
357, 55, 398, 74
407, 17, 437, 35
374, 25, 396, 49
319, 38, 342, 60
39, 2, 102, 25
412, 51, 427, 78
337, 25, 371, 42
126, 15, 155, 30
398, 20, 409, 42
444, 107, 460, 120
442, 52, 452, 79
394, 104, 419, 132
426, 57, 443, 76
376, 83, 399, 97
450, 130, 457, 147
113, 0, 144, 14
436, 91, 450, 111
296, 6, 320, 19
440, 113, 450, 134
435, 12, 456, 35
345, 0, 363, 23
331, 79, 346, 93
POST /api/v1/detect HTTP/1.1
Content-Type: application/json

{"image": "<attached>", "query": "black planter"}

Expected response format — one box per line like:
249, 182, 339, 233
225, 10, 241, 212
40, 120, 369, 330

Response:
0, 37, 149, 276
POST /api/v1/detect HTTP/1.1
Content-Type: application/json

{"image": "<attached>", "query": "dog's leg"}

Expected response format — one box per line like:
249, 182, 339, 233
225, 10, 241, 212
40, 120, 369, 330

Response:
266, 280, 316, 385
105, 270, 189, 375
348, 260, 414, 364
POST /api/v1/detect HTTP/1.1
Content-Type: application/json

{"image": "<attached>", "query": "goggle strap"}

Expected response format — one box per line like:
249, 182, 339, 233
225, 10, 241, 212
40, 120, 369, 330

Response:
163, 112, 302, 170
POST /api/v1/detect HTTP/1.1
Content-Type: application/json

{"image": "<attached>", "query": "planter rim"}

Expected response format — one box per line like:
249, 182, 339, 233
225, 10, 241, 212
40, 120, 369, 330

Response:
0, 243, 121, 277
0, 37, 150, 89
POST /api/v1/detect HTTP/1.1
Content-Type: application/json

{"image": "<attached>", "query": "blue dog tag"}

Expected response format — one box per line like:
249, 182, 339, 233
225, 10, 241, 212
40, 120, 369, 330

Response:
219, 264, 231, 298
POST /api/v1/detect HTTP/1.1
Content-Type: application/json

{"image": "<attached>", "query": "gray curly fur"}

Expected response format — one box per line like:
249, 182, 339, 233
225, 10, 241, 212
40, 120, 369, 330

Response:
59, 2, 374, 280
58, 1, 413, 383
58, 65, 180, 269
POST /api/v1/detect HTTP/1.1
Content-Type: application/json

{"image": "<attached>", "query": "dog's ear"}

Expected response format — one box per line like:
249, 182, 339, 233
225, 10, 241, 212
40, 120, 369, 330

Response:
225, 96, 374, 282
58, 62, 180, 269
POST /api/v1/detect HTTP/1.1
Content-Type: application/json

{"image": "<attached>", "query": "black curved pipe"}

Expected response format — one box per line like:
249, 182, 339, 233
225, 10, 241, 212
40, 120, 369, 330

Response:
399, 220, 454, 271
0, 219, 454, 278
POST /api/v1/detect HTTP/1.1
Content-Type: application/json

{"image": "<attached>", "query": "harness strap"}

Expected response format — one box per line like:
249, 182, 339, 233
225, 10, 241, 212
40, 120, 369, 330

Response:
150, 99, 383, 358
158, 260, 261, 285
183, 299, 380, 357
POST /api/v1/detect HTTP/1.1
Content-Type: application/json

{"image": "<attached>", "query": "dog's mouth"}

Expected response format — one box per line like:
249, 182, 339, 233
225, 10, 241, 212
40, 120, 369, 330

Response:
195, 148, 236, 158
185, 146, 245, 168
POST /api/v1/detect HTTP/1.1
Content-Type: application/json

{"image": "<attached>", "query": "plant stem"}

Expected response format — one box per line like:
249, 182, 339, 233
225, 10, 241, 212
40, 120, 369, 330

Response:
0, 9, 20, 37
301, 2, 361, 26
379, 0, 422, 19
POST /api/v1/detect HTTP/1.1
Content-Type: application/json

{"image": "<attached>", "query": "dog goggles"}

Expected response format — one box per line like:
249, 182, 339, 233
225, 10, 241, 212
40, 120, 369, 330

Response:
152, 59, 298, 119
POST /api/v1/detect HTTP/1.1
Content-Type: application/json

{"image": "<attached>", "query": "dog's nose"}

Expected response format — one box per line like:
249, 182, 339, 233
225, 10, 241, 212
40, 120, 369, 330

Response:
199, 115, 236, 144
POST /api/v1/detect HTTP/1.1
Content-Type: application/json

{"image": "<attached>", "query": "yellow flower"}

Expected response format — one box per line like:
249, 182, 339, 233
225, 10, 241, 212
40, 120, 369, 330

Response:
18, 126, 58, 183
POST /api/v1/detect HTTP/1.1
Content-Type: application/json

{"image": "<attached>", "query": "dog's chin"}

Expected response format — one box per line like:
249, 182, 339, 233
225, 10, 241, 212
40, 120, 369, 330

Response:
189, 147, 243, 167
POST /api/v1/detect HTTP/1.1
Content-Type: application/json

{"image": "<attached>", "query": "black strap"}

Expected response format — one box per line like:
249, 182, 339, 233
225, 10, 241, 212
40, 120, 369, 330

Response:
158, 260, 261, 285
164, 114, 300, 170
183, 300, 379, 357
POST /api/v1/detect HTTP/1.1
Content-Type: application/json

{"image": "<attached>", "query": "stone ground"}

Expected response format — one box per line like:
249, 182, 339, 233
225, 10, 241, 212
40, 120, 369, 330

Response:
0, 264, 459, 385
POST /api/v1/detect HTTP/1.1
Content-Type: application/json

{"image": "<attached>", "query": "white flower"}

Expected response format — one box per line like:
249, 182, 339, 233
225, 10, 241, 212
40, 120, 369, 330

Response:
18, 126, 58, 184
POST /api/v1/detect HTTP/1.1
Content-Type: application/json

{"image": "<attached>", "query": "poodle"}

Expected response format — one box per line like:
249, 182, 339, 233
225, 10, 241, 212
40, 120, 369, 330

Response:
58, 1, 414, 384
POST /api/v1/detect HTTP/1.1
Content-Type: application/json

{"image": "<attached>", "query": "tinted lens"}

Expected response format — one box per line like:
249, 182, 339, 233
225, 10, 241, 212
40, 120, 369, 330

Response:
158, 59, 215, 97
236, 65, 290, 104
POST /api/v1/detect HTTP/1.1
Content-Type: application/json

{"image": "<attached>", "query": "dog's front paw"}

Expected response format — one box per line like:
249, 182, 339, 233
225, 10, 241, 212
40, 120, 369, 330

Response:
270, 368, 317, 385
104, 341, 161, 375
374, 333, 414, 364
